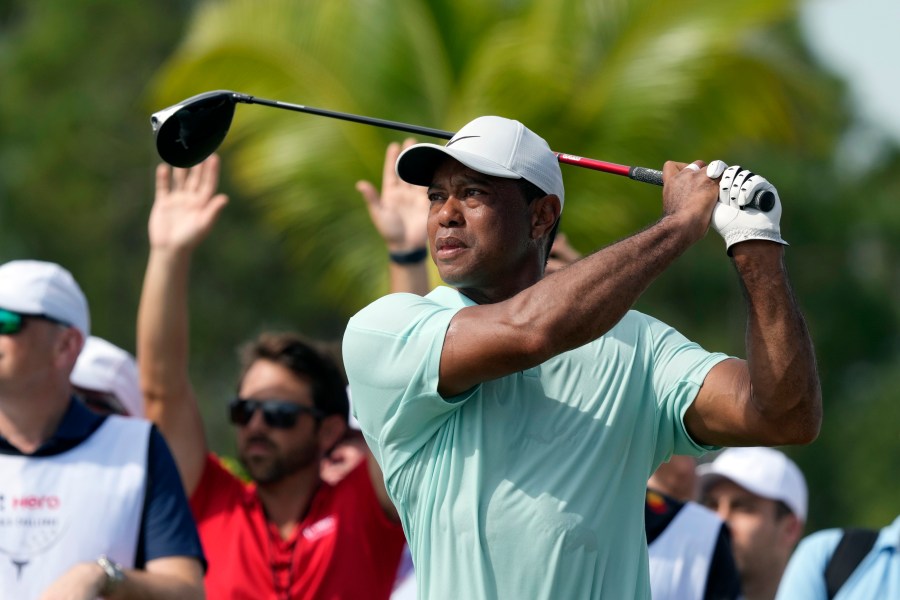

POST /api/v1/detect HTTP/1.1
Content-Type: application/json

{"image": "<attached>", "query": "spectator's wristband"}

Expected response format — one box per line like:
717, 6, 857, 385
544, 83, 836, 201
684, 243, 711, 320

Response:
389, 247, 427, 265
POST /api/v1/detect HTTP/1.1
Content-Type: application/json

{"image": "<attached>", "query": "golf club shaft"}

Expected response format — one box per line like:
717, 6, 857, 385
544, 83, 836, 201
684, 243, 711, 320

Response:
234, 93, 664, 187
230, 93, 773, 211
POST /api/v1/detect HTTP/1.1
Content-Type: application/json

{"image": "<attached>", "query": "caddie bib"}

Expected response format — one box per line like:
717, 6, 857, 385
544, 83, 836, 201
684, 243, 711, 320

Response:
0, 416, 150, 598
648, 502, 722, 600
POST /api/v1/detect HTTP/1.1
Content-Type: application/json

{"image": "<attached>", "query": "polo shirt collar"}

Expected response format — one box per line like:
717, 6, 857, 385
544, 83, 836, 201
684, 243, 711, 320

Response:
0, 397, 105, 457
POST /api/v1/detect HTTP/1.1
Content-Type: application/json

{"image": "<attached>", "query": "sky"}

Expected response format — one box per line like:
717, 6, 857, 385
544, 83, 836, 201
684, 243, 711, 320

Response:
800, 0, 900, 143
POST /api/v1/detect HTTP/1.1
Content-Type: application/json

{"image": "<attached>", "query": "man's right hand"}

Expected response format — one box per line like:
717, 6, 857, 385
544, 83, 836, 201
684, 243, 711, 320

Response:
661, 160, 721, 245
150, 154, 229, 252
356, 139, 428, 254
358, 139, 431, 295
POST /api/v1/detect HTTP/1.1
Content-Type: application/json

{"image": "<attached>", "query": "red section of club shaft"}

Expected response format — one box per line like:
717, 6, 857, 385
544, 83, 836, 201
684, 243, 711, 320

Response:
554, 153, 631, 176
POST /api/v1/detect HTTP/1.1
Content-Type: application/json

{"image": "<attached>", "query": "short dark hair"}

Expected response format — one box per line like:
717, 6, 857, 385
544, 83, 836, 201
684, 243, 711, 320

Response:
238, 332, 349, 422
517, 178, 561, 261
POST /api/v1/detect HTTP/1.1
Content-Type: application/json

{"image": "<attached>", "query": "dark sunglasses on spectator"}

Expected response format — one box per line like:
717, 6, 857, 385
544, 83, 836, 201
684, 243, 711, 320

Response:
74, 388, 129, 417
0, 308, 70, 335
229, 398, 324, 429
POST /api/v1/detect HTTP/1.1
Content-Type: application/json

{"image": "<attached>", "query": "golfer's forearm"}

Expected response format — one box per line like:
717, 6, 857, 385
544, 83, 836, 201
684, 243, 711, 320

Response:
524, 215, 697, 356
733, 242, 822, 443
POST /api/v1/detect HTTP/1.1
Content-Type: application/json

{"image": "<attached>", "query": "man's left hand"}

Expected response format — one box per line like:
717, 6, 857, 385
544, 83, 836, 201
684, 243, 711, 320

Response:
710, 164, 788, 254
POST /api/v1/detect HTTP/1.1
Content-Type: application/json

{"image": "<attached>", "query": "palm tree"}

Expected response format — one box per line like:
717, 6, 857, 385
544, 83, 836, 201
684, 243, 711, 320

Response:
148, 0, 840, 315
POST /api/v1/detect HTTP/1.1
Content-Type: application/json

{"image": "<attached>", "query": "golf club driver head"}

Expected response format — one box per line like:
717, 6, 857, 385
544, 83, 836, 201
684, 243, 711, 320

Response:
151, 90, 239, 168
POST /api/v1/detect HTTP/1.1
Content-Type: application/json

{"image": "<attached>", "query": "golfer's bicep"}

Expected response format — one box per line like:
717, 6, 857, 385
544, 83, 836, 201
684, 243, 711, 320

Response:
684, 358, 759, 446
437, 307, 536, 397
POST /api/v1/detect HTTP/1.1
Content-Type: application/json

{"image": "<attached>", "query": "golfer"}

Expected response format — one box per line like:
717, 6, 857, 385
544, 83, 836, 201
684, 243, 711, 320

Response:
342, 116, 821, 599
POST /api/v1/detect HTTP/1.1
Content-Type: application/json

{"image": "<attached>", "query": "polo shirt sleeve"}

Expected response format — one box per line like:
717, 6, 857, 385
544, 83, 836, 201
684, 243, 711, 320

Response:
774, 528, 843, 600
343, 293, 470, 474
136, 426, 206, 569
641, 313, 730, 461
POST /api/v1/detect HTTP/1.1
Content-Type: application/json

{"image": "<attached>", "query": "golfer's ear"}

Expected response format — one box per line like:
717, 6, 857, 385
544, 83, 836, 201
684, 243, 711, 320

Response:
532, 195, 561, 239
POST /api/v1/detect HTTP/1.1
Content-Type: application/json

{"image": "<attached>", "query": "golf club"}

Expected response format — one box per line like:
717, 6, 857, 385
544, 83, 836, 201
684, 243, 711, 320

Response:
150, 90, 775, 212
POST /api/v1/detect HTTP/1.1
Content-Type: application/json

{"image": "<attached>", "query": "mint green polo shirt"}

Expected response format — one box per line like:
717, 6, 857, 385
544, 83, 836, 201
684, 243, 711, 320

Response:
343, 286, 728, 599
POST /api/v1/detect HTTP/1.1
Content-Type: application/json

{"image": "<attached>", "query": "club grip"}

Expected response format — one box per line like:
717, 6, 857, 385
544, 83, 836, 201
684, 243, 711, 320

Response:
628, 165, 774, 212
628, 166, 663, 186
751, 190, 776, 212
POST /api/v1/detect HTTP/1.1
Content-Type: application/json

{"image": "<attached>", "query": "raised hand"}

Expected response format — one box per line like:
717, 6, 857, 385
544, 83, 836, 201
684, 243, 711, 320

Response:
150, 154, 229, 252
356, 139, 428, 253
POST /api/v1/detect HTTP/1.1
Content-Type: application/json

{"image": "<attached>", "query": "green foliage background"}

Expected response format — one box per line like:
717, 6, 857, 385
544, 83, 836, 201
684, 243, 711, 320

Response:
1, 0, 897, 532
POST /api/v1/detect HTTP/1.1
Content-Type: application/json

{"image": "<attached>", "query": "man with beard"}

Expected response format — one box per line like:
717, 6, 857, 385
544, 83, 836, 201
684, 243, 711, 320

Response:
138, 150, 415, 599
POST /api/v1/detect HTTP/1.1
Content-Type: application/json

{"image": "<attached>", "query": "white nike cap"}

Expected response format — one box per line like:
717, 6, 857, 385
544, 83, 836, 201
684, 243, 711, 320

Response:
396, 116, 565, 209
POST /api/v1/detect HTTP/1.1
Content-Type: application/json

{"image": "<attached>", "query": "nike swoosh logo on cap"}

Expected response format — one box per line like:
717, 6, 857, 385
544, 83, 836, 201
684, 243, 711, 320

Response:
447, 136, 480, 146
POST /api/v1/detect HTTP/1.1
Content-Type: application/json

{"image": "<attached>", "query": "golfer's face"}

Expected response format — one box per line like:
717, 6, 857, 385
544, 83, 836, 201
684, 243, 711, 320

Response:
427, 159, 534, 290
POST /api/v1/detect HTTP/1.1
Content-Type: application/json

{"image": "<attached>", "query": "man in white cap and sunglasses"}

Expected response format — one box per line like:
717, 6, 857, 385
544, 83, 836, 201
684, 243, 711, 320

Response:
342, 115, 822, 599
0, 259, 205, 599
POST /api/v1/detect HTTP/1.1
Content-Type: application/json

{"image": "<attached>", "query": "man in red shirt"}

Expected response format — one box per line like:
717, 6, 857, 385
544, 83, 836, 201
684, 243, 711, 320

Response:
137, 148, 419, 599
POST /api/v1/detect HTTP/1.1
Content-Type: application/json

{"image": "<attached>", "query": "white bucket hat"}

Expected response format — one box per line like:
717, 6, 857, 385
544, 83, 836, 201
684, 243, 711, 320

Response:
70, 336, 144, 417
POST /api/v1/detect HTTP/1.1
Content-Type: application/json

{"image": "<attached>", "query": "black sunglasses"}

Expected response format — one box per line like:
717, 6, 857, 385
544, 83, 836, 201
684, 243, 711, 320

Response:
229, 398, 324, 429
0, 308, 71, 335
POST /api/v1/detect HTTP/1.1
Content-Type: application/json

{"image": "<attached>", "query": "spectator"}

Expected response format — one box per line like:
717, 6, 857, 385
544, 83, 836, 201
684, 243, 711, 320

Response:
138, 153, 407, 599
342, 116, 821, 598
698, 447, 808, 600
775, 514, 899, 599
0, 259, 204, 599
71, 335, 143, 417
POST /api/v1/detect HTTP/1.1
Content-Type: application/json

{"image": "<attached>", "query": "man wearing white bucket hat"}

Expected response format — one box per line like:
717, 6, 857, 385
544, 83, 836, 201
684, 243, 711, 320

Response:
71, 335, 144, 417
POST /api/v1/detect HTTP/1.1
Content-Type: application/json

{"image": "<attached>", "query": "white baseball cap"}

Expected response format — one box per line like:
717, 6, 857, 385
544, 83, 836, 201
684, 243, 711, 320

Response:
396, 116, 565, 209
70, 336, 144, 417
0, 260, 90, 339
697, 447, 808, 522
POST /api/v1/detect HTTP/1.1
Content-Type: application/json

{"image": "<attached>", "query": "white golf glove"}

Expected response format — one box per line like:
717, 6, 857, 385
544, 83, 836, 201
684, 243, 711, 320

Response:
709, 162, 788, 254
